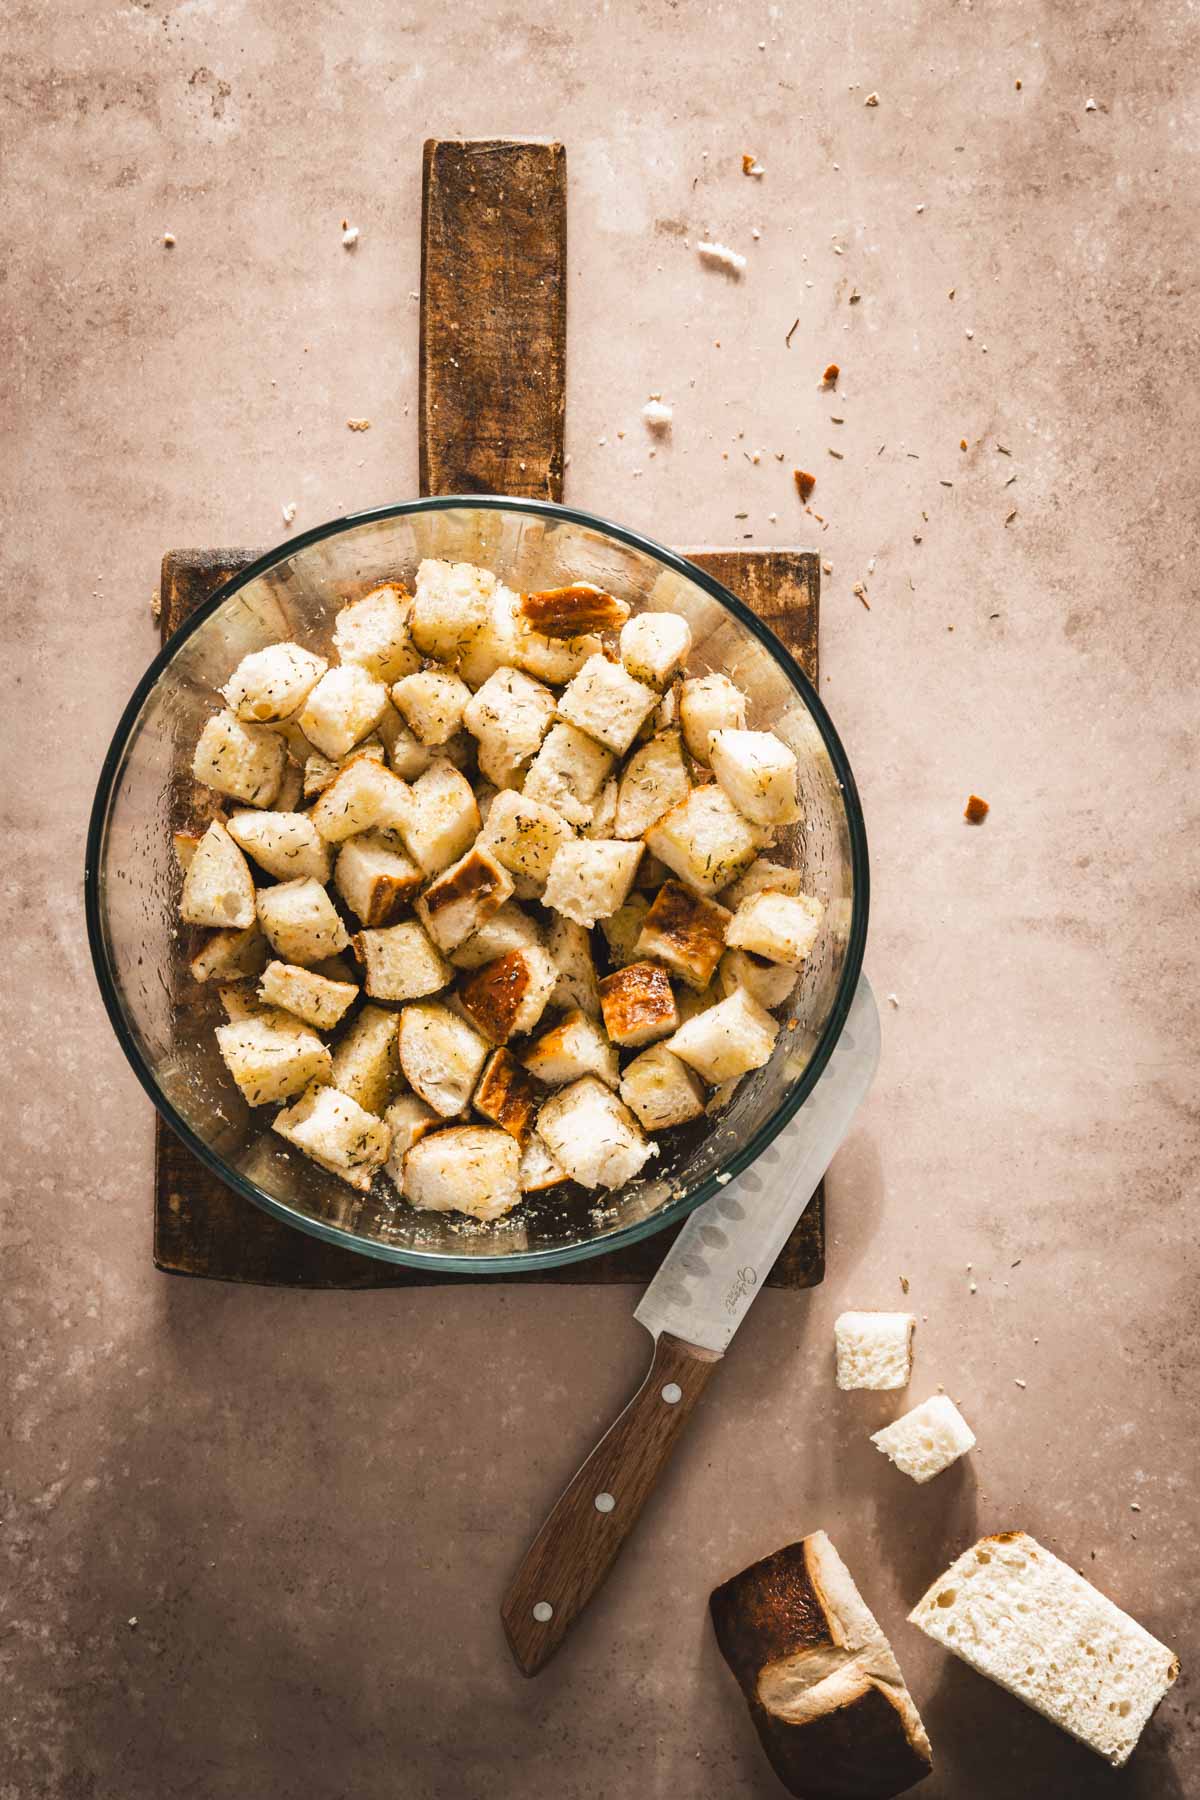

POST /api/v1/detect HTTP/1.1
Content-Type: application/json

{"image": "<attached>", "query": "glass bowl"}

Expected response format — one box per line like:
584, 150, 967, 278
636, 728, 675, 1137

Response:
85, 498, 868, 1272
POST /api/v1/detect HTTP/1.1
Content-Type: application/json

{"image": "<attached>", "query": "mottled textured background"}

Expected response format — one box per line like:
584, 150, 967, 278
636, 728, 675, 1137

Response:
3, 1, 1198, 1795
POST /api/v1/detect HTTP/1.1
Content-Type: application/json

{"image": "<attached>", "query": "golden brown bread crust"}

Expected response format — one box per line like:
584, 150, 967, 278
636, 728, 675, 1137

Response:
519, 584, 631, 636
459, 950, 533, 1042
635, 880, 731, 989
473, 1047, 539, 1143
420, 846, 509, 922
598, 960, 678, 1047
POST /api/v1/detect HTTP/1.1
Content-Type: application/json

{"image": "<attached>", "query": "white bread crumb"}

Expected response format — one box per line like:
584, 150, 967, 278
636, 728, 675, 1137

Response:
697, 240, 747, 274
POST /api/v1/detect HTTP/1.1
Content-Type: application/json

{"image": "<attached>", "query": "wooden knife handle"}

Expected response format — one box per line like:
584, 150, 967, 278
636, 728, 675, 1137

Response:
500, 1332, 722, 1676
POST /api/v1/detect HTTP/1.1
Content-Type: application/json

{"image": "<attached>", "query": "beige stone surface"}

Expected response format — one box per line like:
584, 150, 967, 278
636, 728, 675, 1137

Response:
3, 1, 1197, 1795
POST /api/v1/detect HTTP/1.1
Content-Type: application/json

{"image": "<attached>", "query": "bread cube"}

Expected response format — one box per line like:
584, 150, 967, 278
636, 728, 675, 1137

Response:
397, 759, 480, 875
510, 623, 602, 685
536, 1077, 656, 1190
634, 880, 730, 990
402, 1125, 522, 1222
521, 723, 614, 828
519, 1133, 569, 1193
274, 758, 306, 812
720, 857, 809, 908
415, 847, 514, 951
472, 1047, 538, 1143
458, 946, 558, 1043
333, 584, 420, 682
448, 901, 543, 971
302, 738, 385, 801
519, 583, 630, 636
333, 832, 423, 926
217, 982, 271, 1021
462, 666, 557, 787
544, 915, 600, 1017
456, 584, 521, 691
558, 654, 659, 755
480, 789, 572, 895
192, 708, 287, 807
717, 948, 799, 1011
258, 959, 358, 1031
216, 1011, 332, 1106
619, 1044, 706, 1131
675, 980, 720, 1025
523, 1008, 619, 1089
179, 822, 256, 929
727, 890, 824, 968
543, 839, 643, 928
227, 809, 332, 884
222, 643, 328, 724
382, 1092, 441, 1192
619, 612, 691, 689
378, 705, 437, 780
599, 894, 652, 969
309, 757, 411, 845
598, 961, 679, 1048
351, 919, 452, 1001
614, 730, 690, 839
633, 849, 673, 891
834, 1312, 916, 1391
645, 787, 765, 896
257, 878, 350, 966
272, 1082, 390, 1193
189, 922, 269, 985
680, 674, 748, 764
666, 988, 778, 1084
397, 1002, 490, 1116
390, 669, 472, 746
871, 1395, 976, 1484
409, 558, 495, 661
330, 1004, 402, 1114
709, 728, 802, 828
299, 665, 390, 761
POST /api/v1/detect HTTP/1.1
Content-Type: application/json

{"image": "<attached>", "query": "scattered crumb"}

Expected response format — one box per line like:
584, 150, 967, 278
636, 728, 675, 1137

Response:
162, 232, 176, 248
1014, 1378, 1027, 1389
127, 1616, 138, 1628
281, 501, 297, 525
342, 223, 360, 247
1085, 97, 1098, 112
960, 437, 968, 451
866, 556, 876, 575
965, 328, 975, 340
899, 1275, 909, 1293
794, 469, 816, 502
852, 582, 870, 610
785, 317, 799, 348
822, 363, 840, 387
346, 418, 371, 432
913, 533, 923, 544
849, 289, 861, 304
742, 154, 765, 176
751, 227, 761, 240
1005, 509, 1018, 526
1015, 79, 1022, 90
768, 511, 777, 523
1131, 1502, 1141, 1512
150, 590, 161, 621
969, 1281, 978, 1294
828, 447, 844, 460
915, 203, 925, 214
964, 794, 989, 824
864, 91, 880, 106
698, 239, 747, 274
642, 397, 673, 431
886, 993, 899, 1008
821, 560, 833, 574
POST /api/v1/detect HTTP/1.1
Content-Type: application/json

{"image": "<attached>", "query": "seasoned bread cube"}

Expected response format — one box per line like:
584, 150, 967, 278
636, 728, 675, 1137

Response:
581, 779, 616, 843
519, 583, 630, 636
189, 921, 269, 985
645, 786, 764, 896
333, 832, 423, 926
351, 919, 452, 1002
273, 1082, 390, 1193
397, 1002, 489, 1116
479, 789, 572, 895
472, 1047, 539, 1143
414, 846, 514, 951
634, 880, 730, 990
456, 584, 521, 691
298, 664, 390, 760
330, 1003, 402, 1114
633, 849, 673, 891
257, 877, 350, 966
709, 728, 802, 827
222, 643, 327, 724
834, 1312, 915, 1391
720, 857, 809, 908
192, 708, 287, 807
599, 894, 651, 970
599, 961, 679, 1048
382, 1092, 440, 1191
519, 1133, 569, 1192
619, 1044, 706, 1131
403, 1125, 521, 1221
390, 669, 472, 746
397, 758, 480, 875
448, 901, 543, 971
274, 758, 306, 812
619, 612, 691, 689
409, 558, 495, 660
510, 622, 602, 685
666, 987, 778, 1084
558, 654, 660, 755
727, 890, 824, 968
614, 730, 690, 839
676, 980, 720, 1025
536, 1077, 656, 1190
521, 723, 614, 828
378, 705, 437, 780
543, 839, 643, 928
717, 948, 799, 1011
680, 674, 747, 764
179, 822, 256, 929
302, 738, 385, 801
462, 666, 557, 787
227, 809, 332, 884
332, 584, 420, 682
309, 758, 411, 844
458, 946, 558, 1043
872, 1395, 976, 1484
217, 981, 270, 1021
258, 959, 358, 1031
216, 1011, 332, 1106
544, 915, 600, 1017
523, 1007, 619, 1089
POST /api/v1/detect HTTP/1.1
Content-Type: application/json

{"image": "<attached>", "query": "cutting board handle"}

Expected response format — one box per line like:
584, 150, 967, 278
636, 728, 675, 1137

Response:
501, 1331, 722, 1676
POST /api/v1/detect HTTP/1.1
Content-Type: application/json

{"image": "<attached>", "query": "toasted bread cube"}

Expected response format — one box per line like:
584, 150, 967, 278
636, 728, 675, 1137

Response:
680, 674, 748, 764
558, 654, 660, 755
390, 669, 472, 746
519, 1133, 569, 1192
709, 728, 802, 828
479, 788, 572, 895
619, 612, 691, 689
179, 821, 256, 929
456, 584, 521, 691
172, 830, 202, 874
258, 959, 358, 1030
536, 1077, 656, 1190
273, 1082, 390, 1192
645, 786, 765, 897
472, 1047, 539, 1143
351, 919, 452, 1002
458, 946, 558, 1044
217, 981, 271, 1021
619, 1043, 706, 1131
302, 738, 385, 801
727, 890, 825, 968
398, 758, 480, 876
584, 777, 619, 841
382, 1092, 441, 1192
397, 1002, 489, 1116
718, 947, 799, 1011
543, 839, 643, 928
522, 1008, 619, 1089
333, 584, 420, 682
599, 894, 652, 969
298, 665, 390, 761
447, 901, 543, 971
463, 667, 558, 787
402, 1125, 521, 1221
409, 558, 495, 660
510, 622, 602, 685
414, 847, 514, 952
189, 922, 269, 985
519, 584, 630, 636
222, 643, 327, 723
615, 730, 690, 840
216, 1011, 332, 1106
634, 849, 673, 891
377, 704, 436, 780
598, 961, 679, 1048
634, 880, 730, 990
333, 833, 423, 926
309, 755, 410, 846
227, 809, 332, 884
719, 857, 809, 908
330, 1003, 402, 1114
521, 723, 614, 828
544, 915, 600, 1017
257, 877, 350, 966
666, 987, 778, 1084
192, 708, 287, 807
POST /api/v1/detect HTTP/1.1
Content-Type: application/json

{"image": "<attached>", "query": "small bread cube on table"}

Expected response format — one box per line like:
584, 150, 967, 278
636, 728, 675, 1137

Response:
599, 894, 651, 969
645, 786, 765, 897
717, 947, 799, 1011
666, 987, 778, 1084
834, 1311, 915, 1391
558, 654, 660, 755
680, 673, 747, 764
537, 1076, 656, 1190
397, 758, 480, 876
227, 809, 332, 883
390, 669, 472, 746
544, 915, 600, 1017
448, 901, 543, 971
543, 839, 643, 928
523, 1007, 618, 1089
215, 1010, 332, 1107
598, 961, 679, 1048
414, 846, 514, 951
397, 1001, 489, 1116
719, 857, 810, 908
330, 1003, 402, 1114
709, 728, 802, 828
333, 832, 423, 926
258, 959, 358, 1031
619, 612, 691, 689
519, 583, 630, 636
521, 722, 614, 828
463, 667, 558, 787
222, 643, 328, 723
257, 878, 350, 966
458, 946, 558, 1044
402, 1125, 522, 1221
727, 890, 824, 968
619, 1043, 706, 1131
409, 558, 495, 660
189, 921, 269, 985
333, 584, 420, 682
351, 919, 452, 1002
272, 1082, 390, 1193
634, 879, 730, 990
309, 757, 411, 844
472, 1047, 539, 1143
382, 1092, 440, 1193
871, 1395, 976, 1483
519, 1133, 569, 1193
298, 664, 390, 760
192, 709, 287, 807
179, 821, 256, 930
480, 789, 572, 896
614, 729, 690, 839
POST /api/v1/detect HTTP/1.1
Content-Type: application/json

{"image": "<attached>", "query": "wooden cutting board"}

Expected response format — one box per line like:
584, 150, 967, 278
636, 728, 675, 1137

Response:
153, 138, 825, 1291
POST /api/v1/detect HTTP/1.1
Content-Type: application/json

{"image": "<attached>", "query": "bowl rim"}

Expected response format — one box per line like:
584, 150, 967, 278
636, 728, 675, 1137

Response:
85, 495, 869, 1273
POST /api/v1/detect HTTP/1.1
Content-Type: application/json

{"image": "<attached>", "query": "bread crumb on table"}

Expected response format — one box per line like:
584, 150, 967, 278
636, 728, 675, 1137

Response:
964, 793, 990, 823
162, 232, 175, 247
741, 154, 765, 176
281, 501, 297, 525
793, 469, 816, 501
642, 398, 673, 430
346, 418, 371, 432
342, 223, 360, 247
864, 91, 880, 106
697, 240, 747, 274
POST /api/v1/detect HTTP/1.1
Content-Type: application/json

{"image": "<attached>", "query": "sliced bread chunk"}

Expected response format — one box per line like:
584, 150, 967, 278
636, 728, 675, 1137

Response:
192, 708, 287, 807
558, 653, 660, 755
634, 880, 730, 990
598, 961, 679, 1048
462, 667, 557, 788
402, 1125, 521, 1222
415, 845, 514, 952
227, 809, 332, 884
727, 890, 825, 968
834, 1312, 915, 1391
179, 822, 256, 929
666, 987, 778, 1085
599, 893, 652, 970
720, 857, 810, 908
521, 722, 614, 828
472, 1047, 539, 1144
382, 1092, 441, 1193
448, 901, 544, 972
519, 583, 630, 636
390, 669, 472, 746
215, 1011, 332, 1107
351, 919, 452, 1002
480, 789, 574, 896
258, 960, 358, 1031
909, 1532, 1179, 1767
871, 1396, 975, 1483
309, 757, 411, 844
397, 758, 480, 875
189, 921, 269, 985
333, 832, 423, 926
680, 673, 747, 764
523, 1007, 619, 1090
273, 1082, 390, 1193
397, 1002, 489, 1117
330, 1004, 402, 1115
619, 611, 691, 689
458, 946, 558, 1044
536, 1076, 656, 1190
409, 558, 495, 660
718, 947, 799, 1011
222, 643, 327, 723
544, 915, 600, 1017
257, 878, 350, 966
709, 727, 802, 827
519, 1133, 569, 1193
645, 786, 765, 897
619, 1044, 706, 1131
298, 664, 390, 760
614, 730, 690, 840
542, 839, 643, 928
332, 583, 420, 681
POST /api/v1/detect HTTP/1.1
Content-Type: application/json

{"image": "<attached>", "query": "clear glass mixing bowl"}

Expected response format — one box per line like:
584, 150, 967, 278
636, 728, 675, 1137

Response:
85, 499, 868, 1272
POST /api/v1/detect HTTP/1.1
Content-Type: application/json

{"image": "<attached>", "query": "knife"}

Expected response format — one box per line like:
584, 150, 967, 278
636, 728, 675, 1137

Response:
500, 973, 881, 1676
